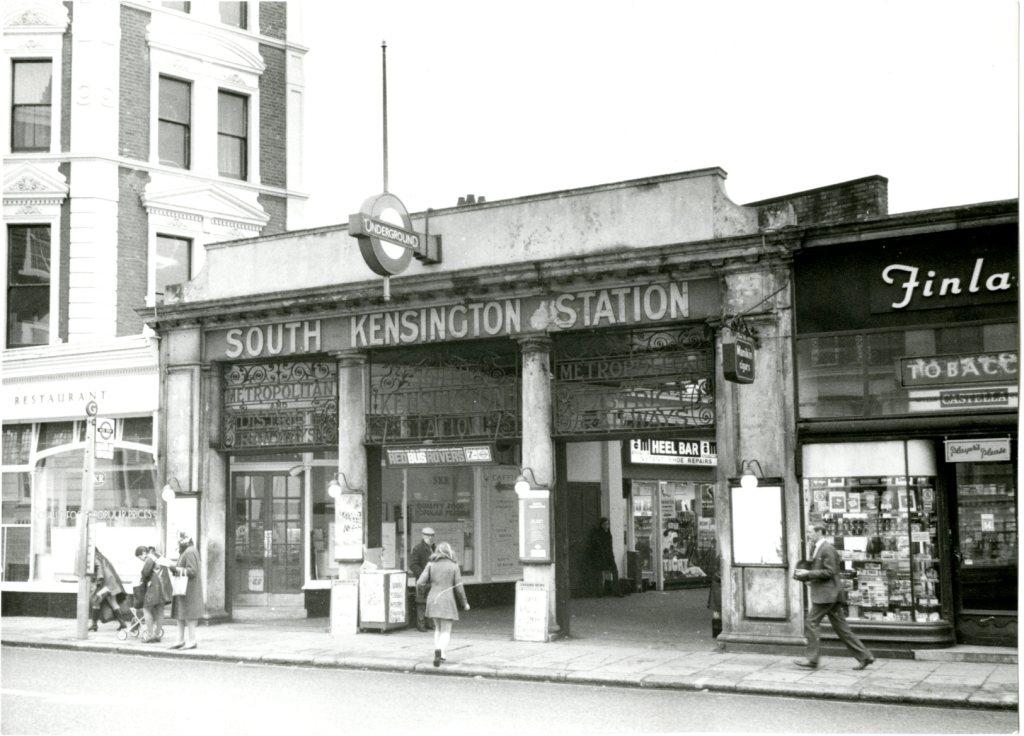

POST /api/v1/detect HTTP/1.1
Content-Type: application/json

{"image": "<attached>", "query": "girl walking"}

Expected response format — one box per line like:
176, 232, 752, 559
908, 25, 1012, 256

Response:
416, 542, 470, 667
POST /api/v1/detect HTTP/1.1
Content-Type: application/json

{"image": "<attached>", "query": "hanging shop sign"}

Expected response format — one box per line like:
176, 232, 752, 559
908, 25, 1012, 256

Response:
899, 350, 1018, 388
722, 336, 756, 384
348, 193, 441, 276
629, 438, 717, 467
204, 277, 720, 359
383, 444, 495, 467
944, 438, 1011, 463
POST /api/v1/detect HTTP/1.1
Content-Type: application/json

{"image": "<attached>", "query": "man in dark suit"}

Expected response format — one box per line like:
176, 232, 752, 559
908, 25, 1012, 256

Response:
793, 523, 874, 670
410, 527, 436, 632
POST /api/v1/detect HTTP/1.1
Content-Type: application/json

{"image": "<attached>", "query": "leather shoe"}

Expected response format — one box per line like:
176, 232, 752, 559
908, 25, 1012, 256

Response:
792, 659, 818, 669
416, 625, 428, 632
852, 657, 874, 670
168, 642, 185, 650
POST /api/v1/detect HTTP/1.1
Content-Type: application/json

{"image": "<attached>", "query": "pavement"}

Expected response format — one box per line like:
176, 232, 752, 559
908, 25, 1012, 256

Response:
1, 615, 1018, 711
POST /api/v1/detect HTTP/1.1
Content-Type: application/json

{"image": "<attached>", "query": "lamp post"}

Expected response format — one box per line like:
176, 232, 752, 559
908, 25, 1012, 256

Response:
75, 402, 98, 640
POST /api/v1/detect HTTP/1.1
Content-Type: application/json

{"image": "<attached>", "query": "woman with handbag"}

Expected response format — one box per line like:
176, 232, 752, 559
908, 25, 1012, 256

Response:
134, 545, 171, 643
416, 542, 470, 667
169, 533, 202, 650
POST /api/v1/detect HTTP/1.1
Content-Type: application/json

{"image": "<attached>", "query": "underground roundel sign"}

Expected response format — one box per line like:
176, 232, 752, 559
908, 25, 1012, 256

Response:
348, 193, 441, 276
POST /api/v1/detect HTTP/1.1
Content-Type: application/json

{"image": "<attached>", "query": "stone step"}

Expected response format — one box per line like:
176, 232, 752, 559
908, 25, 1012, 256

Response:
913, 645, 1017, 664
231, 606, 308, 621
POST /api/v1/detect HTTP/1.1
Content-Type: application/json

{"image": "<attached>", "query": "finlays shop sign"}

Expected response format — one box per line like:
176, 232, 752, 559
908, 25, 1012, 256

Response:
207, 278, 720, 359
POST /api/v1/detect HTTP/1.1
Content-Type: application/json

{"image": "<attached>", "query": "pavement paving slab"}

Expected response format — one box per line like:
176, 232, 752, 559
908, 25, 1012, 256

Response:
1, 617, 1017, 711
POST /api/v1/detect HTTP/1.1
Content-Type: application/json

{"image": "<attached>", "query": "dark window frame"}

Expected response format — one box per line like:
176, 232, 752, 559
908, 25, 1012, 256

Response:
157, 75, 191, 169
219, 2, 247, 29
155, 233, 193, 302
10, 59, 53, 152
6, 224, 51, 349
217, 89, 248, 180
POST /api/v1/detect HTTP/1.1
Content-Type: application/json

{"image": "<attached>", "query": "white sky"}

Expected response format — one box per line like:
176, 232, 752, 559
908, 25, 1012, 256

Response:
297, 0, 1018, 228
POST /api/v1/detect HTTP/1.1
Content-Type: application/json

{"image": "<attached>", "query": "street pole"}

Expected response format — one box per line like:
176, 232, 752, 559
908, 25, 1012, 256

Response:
75, 403, 98, 639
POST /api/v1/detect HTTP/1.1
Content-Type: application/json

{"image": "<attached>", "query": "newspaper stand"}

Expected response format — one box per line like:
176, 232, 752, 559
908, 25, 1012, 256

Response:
358, 569, 408, 632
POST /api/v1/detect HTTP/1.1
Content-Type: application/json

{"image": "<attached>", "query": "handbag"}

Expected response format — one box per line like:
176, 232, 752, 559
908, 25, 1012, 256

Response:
170, 570, 189, 597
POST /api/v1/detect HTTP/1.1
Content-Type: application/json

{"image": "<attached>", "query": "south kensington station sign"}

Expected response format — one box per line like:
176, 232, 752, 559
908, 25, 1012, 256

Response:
208, 278, 719, 360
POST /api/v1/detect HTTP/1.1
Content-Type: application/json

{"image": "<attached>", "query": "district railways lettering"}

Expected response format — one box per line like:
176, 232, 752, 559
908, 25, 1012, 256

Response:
206, 279, 710, 360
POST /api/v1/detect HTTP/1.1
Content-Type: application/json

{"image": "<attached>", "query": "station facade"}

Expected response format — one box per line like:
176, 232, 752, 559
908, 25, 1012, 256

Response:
145, 169, 1017, 649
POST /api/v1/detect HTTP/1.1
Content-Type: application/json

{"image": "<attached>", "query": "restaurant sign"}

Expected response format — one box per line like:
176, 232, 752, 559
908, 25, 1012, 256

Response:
944, 438, 1012, 463
899, 351, 1018, 388
629, 438, 717, 467
205, 278, 720, 359
383, 444, 495, 467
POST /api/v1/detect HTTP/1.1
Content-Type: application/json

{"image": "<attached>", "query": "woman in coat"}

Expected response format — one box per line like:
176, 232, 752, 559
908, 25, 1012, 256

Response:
169, 533, 202, 650
416, 542, 470, 667
134, 545, 171, 643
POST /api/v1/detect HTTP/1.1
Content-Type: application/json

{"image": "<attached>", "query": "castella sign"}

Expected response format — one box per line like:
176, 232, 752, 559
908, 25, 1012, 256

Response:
348, 193, 441, 276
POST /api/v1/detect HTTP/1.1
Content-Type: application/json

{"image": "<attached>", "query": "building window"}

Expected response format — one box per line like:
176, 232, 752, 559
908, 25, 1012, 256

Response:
158, 76, 191, 169
219, 2, 247, 29
161, 1, 190, 11
155, 234, 192, 301
11, 60, 52, 152
6, 225, 50, 348
218, 90, 248, 180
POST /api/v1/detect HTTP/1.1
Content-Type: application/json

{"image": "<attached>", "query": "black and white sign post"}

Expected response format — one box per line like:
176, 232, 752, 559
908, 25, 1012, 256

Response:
75, 401, 99, 640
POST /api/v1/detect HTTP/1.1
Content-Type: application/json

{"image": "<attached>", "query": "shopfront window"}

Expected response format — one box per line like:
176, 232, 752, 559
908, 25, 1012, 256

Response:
802, 441, 942, 624
954, 460, 1017, 611
0, 418, 158, 587
797, 322, 1018, 419
632, 479, 714, 590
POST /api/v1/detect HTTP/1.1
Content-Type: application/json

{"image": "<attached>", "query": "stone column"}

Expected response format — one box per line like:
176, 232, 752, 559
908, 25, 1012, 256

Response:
518, 334, 557, 636
715, 265, 804, 652
199, 362, 227, 621
334, 351, 368, 580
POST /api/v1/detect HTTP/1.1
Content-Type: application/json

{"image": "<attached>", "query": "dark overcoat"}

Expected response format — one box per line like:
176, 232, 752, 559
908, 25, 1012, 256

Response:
139, 556, 172, 608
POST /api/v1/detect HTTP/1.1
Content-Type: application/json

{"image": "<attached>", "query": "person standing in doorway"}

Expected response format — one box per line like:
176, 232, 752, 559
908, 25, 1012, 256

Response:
410, 527, 436, 631
588, 517, 623, 597
416, 542, 469, 667
793, 523, 874, 670
169, 532, 202, 650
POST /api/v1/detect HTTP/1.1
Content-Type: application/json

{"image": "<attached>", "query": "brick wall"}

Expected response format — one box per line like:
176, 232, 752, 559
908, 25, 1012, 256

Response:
58, 162, 70, 341
119, 5, 150, 160
259, 43, 287, 189
259, 2, 287, 40
61, 2, 72, 152
749, 176, 889, 228
258, 193, 287, 235
117, 167, 150, 335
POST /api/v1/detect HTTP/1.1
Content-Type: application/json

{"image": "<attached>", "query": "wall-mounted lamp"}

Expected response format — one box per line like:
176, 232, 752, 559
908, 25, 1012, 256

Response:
327, 472, 363, 499
287, 464, 306, 478
161, 477, 182, 503
514, 467, 541, 495
738, 459, 765, 490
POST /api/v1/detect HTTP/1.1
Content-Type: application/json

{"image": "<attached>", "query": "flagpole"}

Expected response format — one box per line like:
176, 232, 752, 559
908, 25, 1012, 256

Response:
381, 40, 388, 194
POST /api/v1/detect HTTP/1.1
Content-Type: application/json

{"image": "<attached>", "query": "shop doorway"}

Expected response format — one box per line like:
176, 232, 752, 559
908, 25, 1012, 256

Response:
949, 456, 1018, 645
567, 482, 602, 597
230, 471, 304, 607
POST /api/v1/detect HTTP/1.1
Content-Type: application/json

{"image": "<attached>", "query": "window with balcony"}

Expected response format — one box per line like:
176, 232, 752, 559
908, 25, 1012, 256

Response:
5, 225, 50, 348
158, 76, 191, 168
219, 2, 247, 29
11, 60, 52, 152
218, 90, 248, 180
155, 234, 192, 302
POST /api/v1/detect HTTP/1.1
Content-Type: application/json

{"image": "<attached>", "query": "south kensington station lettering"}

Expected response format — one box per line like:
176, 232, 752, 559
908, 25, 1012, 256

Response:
207, 279, 715, 359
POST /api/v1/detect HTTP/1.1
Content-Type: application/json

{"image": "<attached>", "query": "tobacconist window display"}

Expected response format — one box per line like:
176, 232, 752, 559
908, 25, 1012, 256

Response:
803, 476, 942, 623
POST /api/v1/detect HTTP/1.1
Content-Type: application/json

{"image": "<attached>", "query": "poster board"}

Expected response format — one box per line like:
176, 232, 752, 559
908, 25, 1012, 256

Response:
330, 580, 359, 637
165, 495, 198, 560
518, 489, 551, 563
730, 480, 785, 566
358, 572, 387, 622
514, 581, 549, 642
334, 493, 363, 561
482, 466, 521, 578
388, 571, 407, 623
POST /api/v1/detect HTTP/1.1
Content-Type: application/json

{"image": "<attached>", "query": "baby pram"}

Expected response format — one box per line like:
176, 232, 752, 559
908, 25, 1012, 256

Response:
89, 549, 132, 636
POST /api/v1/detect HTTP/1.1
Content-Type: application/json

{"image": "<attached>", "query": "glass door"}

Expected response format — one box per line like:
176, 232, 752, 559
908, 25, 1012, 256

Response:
232, 472, 303, 605
632, 481, 656, 590
952, 460, 1017, 640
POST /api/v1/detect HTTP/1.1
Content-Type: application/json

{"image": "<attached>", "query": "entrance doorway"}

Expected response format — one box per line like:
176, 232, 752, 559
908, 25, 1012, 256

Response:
949, 456, 1018, 644
567, 482, 602, 597
230, 472, 303, 606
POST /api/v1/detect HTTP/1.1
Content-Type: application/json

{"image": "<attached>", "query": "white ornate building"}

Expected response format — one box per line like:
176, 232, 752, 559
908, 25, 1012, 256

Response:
1, 0, 306, 613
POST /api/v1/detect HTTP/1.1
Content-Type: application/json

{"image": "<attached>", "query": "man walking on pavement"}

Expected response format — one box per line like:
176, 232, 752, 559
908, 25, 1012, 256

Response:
410, 527, 436, 632
793, 523, 874, 670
